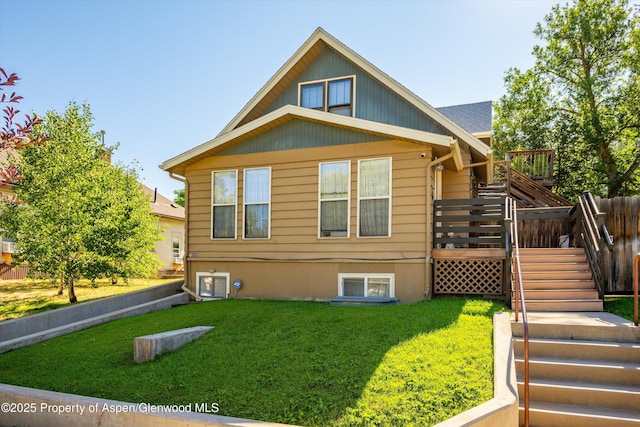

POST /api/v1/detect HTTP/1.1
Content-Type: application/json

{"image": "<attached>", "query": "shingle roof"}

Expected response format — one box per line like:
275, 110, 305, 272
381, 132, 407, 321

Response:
436, 101, 493, 134
141, 185, 185, 221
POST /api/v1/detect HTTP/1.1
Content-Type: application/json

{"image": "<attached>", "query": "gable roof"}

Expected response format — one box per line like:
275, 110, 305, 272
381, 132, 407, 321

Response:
436, 101, 493, 135
141, 185, 185, 221
161, 27, 491, 175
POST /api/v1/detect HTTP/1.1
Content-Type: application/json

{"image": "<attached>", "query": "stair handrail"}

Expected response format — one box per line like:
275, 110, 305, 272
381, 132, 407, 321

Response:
634, 252, 639, 327
572, 192, 613, 298
505, 196, 530, 427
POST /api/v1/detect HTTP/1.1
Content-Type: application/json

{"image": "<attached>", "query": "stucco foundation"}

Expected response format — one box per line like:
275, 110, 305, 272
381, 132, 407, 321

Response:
187, 259, 427, 302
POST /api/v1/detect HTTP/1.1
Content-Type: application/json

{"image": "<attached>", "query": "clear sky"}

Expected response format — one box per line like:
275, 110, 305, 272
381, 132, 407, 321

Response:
0, 0, 559, 199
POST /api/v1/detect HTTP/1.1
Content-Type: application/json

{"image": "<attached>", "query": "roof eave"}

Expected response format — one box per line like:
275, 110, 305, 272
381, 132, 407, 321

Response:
212, 28, 489, 159
160, 105, 456, 174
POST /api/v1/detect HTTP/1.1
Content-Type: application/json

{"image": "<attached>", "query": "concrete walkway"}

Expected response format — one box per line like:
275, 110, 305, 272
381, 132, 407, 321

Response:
512, 311, 640, 342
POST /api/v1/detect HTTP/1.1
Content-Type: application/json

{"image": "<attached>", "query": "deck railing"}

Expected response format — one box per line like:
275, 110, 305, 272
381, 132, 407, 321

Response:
432, 197, 508, 297
506, 149, 555, 186
433, 197, 507, 249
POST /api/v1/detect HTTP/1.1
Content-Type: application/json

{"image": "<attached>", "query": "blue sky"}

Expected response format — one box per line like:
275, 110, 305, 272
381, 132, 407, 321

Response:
0, 0, 558, 199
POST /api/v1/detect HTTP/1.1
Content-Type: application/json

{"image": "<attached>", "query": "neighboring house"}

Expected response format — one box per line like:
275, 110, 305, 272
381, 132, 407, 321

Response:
141, 186, 185, 278
160, 27, 493, 303
0, 149, 20, 278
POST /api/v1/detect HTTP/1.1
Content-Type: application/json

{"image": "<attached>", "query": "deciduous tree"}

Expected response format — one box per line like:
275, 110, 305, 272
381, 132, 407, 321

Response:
494, 0, 640, 199
1, 102, 162, 302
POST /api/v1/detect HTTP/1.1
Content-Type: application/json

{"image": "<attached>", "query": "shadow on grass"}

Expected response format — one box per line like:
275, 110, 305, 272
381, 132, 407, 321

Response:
0, 297, 504, 426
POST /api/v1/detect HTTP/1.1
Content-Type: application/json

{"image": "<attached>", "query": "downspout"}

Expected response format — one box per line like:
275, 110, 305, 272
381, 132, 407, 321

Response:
425, 142, 458, 299
462, 150, 494, 187
168, 172, 201, 301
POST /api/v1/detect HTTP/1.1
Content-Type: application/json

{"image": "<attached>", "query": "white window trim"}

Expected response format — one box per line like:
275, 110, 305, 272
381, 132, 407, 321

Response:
357, 157, 392, 238
243, 166, 272, 239
298, 75, 356, 117
338, 273, 395, 298
171, 232, 183, 264
318, 160, 351, 239
196, 271, 230, 300
211, 169, 238, 240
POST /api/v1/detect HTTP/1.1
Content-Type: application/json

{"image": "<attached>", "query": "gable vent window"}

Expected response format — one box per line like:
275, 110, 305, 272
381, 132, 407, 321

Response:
299, 76, 354, 117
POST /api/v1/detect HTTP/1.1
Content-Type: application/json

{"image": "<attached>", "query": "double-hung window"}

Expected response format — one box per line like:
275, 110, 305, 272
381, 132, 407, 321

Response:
358, 158, 391, 237
300, 76, 354, 116
319, 161, 350, 237
244, 167, 271, 239
212, 170, 237, 239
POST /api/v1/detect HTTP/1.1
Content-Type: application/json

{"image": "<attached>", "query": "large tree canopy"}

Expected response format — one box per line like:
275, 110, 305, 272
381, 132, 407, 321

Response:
0, 102, 162, 302
494, 0, 640, 199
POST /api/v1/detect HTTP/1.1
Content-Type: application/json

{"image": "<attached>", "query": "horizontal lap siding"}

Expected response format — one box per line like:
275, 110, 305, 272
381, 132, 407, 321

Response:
442, 149, 472, 200
185, 141, 430, 261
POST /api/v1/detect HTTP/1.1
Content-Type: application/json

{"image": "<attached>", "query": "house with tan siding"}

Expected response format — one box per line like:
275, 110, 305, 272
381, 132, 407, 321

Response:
160, 28, 493, 303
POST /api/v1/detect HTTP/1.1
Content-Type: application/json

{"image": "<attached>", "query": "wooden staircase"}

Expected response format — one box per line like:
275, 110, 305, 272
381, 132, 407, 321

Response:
514, 247, 603, 312
512, 314, 640, 426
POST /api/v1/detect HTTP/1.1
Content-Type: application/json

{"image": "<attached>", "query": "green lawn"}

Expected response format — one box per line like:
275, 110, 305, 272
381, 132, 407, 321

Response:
0, 278, 178, 321
0, 297, 505, 426
604, 296, 637, 322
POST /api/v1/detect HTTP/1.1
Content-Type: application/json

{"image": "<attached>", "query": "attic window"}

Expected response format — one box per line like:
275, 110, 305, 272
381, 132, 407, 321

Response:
299, 76, 354, 116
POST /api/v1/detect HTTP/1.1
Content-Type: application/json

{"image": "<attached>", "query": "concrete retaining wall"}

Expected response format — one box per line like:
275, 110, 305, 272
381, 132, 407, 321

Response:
0, 281, 188, 354
0, 384, 291, 427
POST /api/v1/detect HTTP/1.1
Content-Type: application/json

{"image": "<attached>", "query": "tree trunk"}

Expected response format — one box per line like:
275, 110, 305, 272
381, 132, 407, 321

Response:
67, 276, 77, 303
57, 272, 64, 295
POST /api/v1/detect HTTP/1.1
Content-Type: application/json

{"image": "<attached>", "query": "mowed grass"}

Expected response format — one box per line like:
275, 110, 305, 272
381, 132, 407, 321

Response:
0, 298, 505, 426
604, 296, 637, 322
0, 278, 178, 321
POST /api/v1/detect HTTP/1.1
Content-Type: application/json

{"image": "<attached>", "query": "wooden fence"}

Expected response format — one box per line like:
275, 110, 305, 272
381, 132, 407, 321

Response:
0, 266, 29, 280
596, 196, 640, 293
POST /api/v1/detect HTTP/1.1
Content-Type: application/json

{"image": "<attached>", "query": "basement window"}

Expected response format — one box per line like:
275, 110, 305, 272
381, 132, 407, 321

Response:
196, 272, 230, 299
338, 273, 395, 298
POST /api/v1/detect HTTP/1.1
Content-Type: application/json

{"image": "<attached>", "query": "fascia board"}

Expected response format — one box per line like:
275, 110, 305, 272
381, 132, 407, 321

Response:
215, 28, 489, 159
217, 28, 328, 136
160, 105, 454, 172
310, 32, 491, 158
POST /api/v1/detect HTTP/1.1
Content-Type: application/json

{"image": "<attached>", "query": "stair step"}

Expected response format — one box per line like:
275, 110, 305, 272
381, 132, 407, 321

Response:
519, 247, 585, 255
521, 270, 593, 281
521, 299, 603, 312
515, 356, 640, 386
513, 337, 640, 363
513, 289, 599, 300
520, 262, 591, 271
518, 379, 640, 412
519, 279, 596, 290
512, 317, 639, 343
521, 401, 640, 426
519, 254, 587, 263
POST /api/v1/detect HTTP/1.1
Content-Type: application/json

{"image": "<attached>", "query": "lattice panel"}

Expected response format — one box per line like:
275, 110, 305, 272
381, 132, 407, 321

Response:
434, 259, 503, 295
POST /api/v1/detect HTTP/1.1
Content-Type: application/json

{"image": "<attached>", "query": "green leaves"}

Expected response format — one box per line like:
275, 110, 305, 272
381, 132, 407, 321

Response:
0, 102, 162, 302
494, 0, 640, 198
